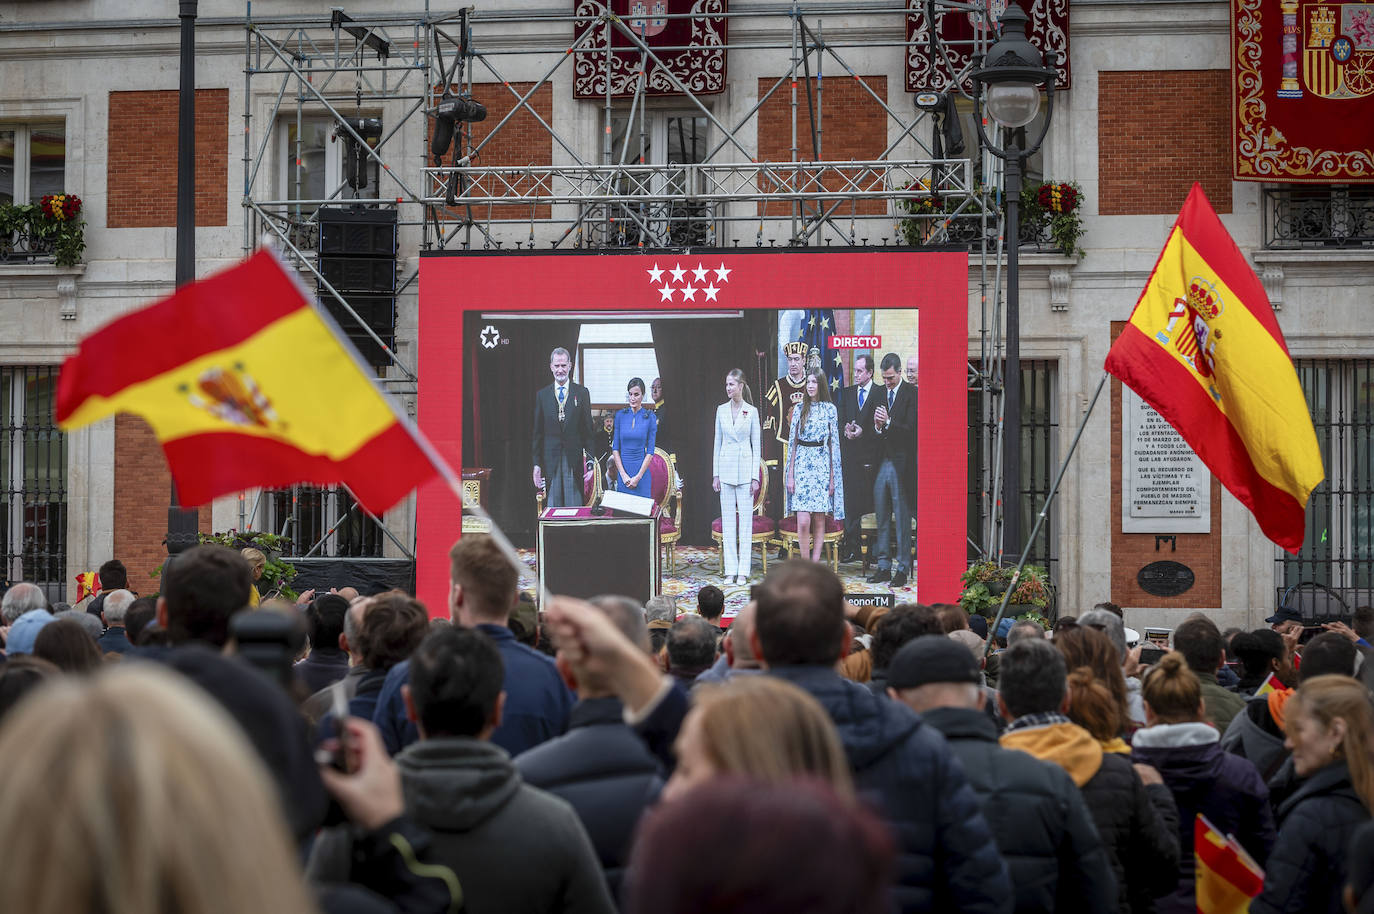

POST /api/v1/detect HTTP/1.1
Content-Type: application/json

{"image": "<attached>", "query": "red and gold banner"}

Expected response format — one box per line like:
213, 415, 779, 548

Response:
1233, 0, 1374, 181
906, 0, 1070, 93
56, 250, 438, 514
573, 0, 726, 99
1105, 184, 1324, 553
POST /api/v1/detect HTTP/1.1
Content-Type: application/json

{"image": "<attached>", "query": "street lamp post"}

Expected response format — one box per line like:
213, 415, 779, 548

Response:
169, 0, 200, 557
971, 3, 1055, 559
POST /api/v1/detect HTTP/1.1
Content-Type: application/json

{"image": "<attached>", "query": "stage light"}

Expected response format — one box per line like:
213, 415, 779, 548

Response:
429, 94, 488, 164
970, 2, 1056, 558
336, 117, 383, 191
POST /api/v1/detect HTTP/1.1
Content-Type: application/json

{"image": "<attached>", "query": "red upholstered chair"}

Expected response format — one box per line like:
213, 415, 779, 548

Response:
647, 448, 683, 573
711, 460, 775, 577
775, 513, 845, 572
536, 456, 602, 516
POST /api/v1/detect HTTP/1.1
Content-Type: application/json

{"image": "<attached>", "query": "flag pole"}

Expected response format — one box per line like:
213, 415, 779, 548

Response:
985, 370, 1108, 657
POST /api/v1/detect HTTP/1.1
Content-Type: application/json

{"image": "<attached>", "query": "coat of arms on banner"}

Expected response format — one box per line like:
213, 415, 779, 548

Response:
628, 0, 669, 37
1290, 3, 1374, 99
906, 0, 1069, 93
1232, 0, 1374, 181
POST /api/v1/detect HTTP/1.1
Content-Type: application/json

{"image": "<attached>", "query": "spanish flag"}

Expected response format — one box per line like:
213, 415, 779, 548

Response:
56, 249, 438, 514
1195, 814, 1264, 913
1105, 184, 1323, 552
74, 571, 101, 602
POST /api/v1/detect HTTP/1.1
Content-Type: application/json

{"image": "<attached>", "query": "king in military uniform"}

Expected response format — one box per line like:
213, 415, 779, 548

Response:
763, 340, 811, 551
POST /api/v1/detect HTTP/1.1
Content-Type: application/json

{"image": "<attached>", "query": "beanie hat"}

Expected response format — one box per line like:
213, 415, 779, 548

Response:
5, 609, 55, 654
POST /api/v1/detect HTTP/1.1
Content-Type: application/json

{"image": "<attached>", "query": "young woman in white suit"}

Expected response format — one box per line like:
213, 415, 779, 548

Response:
712, 368, 761, 584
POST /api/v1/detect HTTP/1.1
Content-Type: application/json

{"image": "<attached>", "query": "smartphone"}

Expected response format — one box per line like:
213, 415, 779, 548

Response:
314, 680, 356, 773
1140, 646, 1167, 666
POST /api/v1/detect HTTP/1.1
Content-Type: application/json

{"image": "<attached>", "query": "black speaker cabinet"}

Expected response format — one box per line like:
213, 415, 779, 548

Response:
537, 514, 660, 605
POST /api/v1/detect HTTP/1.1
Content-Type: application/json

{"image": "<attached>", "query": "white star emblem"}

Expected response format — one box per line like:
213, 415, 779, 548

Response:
480, 324, 500, 349
659, 284, 676, 302
714, 263, 731, 282
669, 263, 687, 283
691, 263, 710, 283
647, 263, 664, 283
833, 352, 842, 366
703, 283, 719, 301
681, 284, 698, 301
830, 377, 841, 390
820, 316, 830, 330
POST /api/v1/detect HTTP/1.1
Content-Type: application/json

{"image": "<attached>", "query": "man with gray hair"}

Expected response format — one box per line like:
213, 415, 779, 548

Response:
1006, 619, 1045, 647
95, 589, 135, 654
665, 615, 718, 689
2, 582, 46, 625
1078, 607, 1145, 724
532, 345, 594, 508
644, 594, 675, 655
516, 593, 663, 900
696, 600, 764, 684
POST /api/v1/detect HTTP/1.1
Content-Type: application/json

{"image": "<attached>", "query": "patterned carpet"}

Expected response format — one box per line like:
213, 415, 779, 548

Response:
519, 544, 915, 622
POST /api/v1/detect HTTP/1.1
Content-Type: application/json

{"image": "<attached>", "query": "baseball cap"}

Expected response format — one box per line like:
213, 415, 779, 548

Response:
5, 609, 55, 655
1265, 605, 1303, 625
888, 635, 981, 690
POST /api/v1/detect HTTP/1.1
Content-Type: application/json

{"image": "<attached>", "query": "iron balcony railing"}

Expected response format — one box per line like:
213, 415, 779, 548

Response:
1262, 186, 1374, 249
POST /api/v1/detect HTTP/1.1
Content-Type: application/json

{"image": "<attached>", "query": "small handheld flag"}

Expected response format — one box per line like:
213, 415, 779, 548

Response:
1195, 814, 1264, 914
1105, 183, 1323, 552
56, 249, 438, 515
75, 571, 101, 602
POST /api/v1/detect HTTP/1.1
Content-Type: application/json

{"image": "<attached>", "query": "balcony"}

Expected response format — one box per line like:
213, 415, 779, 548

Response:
1263, 186, 1374, 249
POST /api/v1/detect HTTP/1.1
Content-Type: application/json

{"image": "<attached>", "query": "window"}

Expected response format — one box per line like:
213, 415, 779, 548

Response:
1262, 185, 1374, 248
268, 485, 385, 558
2, 367, 67, 602
0, 122, 65, 206
968, 360, 1058, 575
576, 322, 663, 407
601, 111, 714, 246
1277, 360, 1374, 609
277, 116, 382, 204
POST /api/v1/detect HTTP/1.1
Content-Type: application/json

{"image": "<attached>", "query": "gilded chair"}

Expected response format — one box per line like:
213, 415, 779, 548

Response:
710, 460, 775, 577
774, 512, 845, 572
646, 448, 683, 573
536, 456, 601, 516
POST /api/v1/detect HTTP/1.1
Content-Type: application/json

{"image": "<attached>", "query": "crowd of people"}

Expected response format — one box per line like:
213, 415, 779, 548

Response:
3, 544, 1374, 913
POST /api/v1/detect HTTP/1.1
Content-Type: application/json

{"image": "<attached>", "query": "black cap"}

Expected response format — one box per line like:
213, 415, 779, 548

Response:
888, 635, 982, 690
1266, 605, 1303, 625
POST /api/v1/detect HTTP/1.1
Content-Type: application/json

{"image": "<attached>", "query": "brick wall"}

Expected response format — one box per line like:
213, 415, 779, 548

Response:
1109, 322, 1222, 607
757, 76, 889, 216
113, 415, 212, 590
1098, 71, 1230, 215
107, 89, 229, 228
430, 83, 554, 219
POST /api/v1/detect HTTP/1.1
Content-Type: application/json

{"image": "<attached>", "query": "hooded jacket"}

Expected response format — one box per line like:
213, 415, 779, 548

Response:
1002, 718, 1179, 914
922, 706, 1118, 913
1131, 721, 1276, 914
769, 666, 1011, 914
1220, 695, 1291, 782
1251, 760, 1371, 914
514, 697, 664, 903
396, 737, 615, 914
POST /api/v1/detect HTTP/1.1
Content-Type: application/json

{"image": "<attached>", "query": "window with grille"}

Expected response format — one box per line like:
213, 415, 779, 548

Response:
268, 485, 385, 558
1277, 359, 1374, 611
2, 367, 67, 602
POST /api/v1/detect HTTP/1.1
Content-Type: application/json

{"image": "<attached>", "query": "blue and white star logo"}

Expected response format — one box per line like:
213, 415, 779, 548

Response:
480, 324, 500, 349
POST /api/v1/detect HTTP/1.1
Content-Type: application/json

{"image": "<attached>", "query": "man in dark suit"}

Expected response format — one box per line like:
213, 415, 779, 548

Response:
532, 346, 595, 508
868, 352, 918, 588
838, 353, 880, 563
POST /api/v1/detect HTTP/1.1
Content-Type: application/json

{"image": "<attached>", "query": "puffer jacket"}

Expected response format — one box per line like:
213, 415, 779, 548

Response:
923, 706, 1118, 913
514, 697, 664, 904
770, 666, 1012, 914
1251, 760, 1371, 914
1220, 695, 1290, 782
1131, 721, 1276, 914
1003, 718, 1179, 914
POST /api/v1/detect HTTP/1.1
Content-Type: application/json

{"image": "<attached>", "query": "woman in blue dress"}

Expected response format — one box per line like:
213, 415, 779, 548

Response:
786, 367, 844, 562
612, 376, 658, 498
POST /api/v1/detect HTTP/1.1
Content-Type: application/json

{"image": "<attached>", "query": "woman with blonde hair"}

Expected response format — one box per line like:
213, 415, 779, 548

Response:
712, 367, 761, 585
241, 546, 266, 606
1131, 652, 1275, 914
0, 665, 319, 914
1252, 674, 1374, 914
664, 674, 853, 800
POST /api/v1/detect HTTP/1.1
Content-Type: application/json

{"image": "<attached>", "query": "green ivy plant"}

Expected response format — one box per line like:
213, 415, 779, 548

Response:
199, 530, 300, 600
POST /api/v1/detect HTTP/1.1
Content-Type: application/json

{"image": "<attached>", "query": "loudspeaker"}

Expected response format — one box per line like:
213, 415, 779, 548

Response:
317, 206, 397, 367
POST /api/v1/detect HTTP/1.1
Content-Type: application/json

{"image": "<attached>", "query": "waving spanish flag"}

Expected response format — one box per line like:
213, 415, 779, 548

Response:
1195, 814, 1264, 914
1105, 184, 1323, 553
56, 248, 438, 514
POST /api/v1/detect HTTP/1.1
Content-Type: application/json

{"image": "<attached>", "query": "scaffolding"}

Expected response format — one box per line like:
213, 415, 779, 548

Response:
240, 0, 1024, 565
